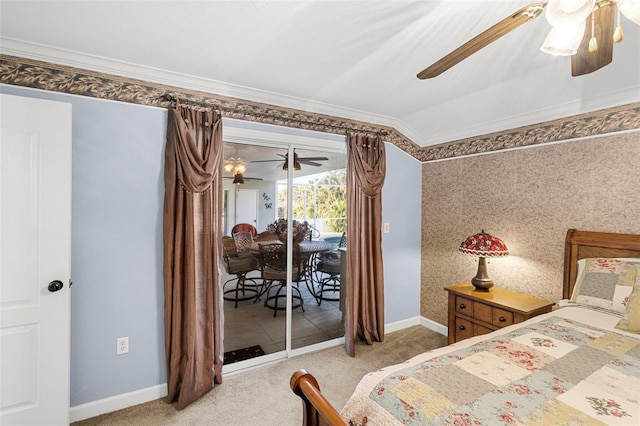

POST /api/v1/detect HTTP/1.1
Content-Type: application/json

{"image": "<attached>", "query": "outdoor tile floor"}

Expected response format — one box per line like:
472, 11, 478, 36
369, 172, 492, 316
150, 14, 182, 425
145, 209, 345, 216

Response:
223, 270, 345, 356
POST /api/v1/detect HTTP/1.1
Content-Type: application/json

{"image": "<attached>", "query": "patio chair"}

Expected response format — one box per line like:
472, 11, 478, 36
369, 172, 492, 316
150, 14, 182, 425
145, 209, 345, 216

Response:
232, 223, 257, 238
315, 232, 346, 304
258, 243, 305, 317
221, 235, 261, 308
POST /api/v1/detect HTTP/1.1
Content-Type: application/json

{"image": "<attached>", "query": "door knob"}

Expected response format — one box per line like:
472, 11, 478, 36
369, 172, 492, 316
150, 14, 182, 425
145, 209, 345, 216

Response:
48, 280, 64, 292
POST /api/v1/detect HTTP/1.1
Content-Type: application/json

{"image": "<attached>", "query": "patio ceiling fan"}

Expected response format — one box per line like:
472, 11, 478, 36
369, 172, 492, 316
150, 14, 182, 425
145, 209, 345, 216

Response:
223, 172, 263, 185
222, 157, 263, 184
251, 149, 329, 171
417, 0, 640, 79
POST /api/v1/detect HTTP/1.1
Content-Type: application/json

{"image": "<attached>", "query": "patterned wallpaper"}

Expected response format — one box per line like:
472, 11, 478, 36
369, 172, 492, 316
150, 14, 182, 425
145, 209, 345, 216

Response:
421, 131, 640, 326
1, 54, 639, 162
1, 54, 639, 327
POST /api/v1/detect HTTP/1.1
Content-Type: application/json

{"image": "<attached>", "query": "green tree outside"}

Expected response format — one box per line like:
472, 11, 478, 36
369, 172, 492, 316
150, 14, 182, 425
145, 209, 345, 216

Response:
278, 170, 346, 233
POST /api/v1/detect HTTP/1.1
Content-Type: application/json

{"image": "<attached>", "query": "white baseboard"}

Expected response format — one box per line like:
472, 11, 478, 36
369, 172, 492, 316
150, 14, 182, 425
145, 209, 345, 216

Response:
385, 315, 447, 337
70, 316, 447, 422
385, 316, 421, 333
69, 384, 167, 423
419, 316, 448, 336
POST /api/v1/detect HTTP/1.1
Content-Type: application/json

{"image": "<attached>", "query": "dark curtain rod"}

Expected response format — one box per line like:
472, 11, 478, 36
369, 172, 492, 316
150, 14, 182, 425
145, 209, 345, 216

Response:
160, 93, 220, 112
159, 93, 389, 138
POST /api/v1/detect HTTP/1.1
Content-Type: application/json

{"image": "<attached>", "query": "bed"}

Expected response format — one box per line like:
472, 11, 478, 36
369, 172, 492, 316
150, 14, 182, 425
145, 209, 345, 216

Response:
290, 229, 640, 425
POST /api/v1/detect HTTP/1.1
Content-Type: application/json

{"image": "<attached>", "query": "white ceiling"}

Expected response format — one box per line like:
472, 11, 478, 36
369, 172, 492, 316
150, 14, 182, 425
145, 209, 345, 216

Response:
1, 1, 639, 147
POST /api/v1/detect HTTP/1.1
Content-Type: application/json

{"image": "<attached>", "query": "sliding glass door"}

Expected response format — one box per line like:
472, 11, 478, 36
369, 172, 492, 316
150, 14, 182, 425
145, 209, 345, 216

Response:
282, 148, 347, 351
221, 123, 346, 370
222, 143, 288, 364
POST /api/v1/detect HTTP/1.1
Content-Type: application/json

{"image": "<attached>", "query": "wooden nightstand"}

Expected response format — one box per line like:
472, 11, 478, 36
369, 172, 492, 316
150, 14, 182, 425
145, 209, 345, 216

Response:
444, 283, 554, 344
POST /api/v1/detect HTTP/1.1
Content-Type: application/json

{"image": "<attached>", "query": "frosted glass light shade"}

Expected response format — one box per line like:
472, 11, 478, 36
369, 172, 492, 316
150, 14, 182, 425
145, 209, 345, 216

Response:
619, 0, 640, 25
541, 22, 586, 55
546, 0, 596, 26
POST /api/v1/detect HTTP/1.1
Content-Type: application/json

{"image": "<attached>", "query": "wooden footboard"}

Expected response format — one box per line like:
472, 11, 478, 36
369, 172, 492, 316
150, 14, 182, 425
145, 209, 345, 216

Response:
290, 369, 348, 426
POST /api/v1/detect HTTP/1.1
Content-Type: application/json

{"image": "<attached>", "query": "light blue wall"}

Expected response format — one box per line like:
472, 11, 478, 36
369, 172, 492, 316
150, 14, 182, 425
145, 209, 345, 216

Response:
1, 85, 167, 406
382, 143, 422, 323
1, 84, 423, 407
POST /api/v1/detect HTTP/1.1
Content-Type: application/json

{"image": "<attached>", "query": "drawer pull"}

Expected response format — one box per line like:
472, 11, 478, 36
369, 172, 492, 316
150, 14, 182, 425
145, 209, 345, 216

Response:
499, 316, 506, 322
459, 325, 466, 330
459, 303, 466, 309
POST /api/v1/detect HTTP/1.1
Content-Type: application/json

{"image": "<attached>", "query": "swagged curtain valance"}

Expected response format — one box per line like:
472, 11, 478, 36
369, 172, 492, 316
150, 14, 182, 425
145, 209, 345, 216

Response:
345, 131, 386, 357
163, 102, 224, 409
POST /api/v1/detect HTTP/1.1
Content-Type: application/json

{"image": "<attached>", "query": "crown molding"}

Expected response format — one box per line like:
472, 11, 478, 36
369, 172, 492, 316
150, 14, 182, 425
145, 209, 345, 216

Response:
421, 104, 640, 161
0, 37, 422, 142
1, 50, 638, 162
424, 85, 640, 147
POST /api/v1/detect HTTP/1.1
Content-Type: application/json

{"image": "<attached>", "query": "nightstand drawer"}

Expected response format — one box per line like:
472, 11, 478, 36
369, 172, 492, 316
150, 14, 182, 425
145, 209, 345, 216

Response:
454, 318, 493, 342
471, 301, 514, 328
454, 317, 474, 341
473, 302, 492, 324
493, 307, 513, 327
474, 323, 493, 336
455, 296, 473, 316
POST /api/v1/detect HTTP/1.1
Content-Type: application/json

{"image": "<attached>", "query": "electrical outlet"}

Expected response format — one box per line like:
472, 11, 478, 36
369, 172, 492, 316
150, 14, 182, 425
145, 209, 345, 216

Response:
116, 336, 129, 355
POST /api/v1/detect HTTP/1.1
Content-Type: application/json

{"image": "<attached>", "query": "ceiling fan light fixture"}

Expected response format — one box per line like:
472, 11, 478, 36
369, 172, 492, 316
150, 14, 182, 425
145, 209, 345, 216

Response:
224, 157, 247, 175
541, 22, 586, 55
282, 160, 301, 171
618, 0, 640, 24
546, 0, 596, 26
232, 172, 245, 185
282, 151, 302, 171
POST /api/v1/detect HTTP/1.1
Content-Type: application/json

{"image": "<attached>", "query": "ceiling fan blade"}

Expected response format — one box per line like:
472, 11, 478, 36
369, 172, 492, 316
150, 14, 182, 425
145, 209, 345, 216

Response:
299, 160, 323, 167
251, 153, 288, 163
298, 156, 329, 161
417, 2, 546, 79
224, 176, 263, 181
571, 2, 614, 76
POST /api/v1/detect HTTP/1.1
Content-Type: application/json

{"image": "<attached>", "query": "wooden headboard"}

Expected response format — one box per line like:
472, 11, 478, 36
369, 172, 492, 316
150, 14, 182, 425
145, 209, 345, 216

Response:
563, 229, 640, 299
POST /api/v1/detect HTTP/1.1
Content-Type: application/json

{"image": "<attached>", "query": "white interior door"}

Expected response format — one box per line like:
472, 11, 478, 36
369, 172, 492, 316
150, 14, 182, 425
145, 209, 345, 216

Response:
0, 94, 72, 425
235, 188, 258, 229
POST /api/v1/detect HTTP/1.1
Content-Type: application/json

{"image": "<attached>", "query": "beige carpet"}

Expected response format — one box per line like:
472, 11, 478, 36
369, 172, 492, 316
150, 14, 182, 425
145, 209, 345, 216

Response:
73, 326, 447, 425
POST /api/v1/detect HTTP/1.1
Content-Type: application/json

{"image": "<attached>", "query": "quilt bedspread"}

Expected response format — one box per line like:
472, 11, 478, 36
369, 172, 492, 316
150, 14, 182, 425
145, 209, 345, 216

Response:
342, 316, 640, 425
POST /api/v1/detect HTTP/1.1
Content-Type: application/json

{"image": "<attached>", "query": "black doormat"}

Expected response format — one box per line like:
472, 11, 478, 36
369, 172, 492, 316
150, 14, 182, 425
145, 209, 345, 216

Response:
224, 345, 266, 365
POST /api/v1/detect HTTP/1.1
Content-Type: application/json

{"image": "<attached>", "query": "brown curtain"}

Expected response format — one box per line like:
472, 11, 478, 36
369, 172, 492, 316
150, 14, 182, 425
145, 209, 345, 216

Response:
163, 102, 224, 409
345, 132, 386, 357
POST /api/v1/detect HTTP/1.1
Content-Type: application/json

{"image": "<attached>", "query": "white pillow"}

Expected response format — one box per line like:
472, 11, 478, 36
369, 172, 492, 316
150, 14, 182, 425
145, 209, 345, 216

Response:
570, 258, 640, 314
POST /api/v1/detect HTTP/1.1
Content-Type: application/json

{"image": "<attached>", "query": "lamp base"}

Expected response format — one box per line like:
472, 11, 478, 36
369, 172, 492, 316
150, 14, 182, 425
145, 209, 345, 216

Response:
471, 277, 494, 291
471, 257, 494, 291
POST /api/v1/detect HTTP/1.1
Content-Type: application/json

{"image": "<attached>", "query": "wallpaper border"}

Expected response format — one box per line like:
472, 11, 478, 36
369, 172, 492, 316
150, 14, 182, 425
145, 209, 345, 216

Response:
1, 54, 638, 161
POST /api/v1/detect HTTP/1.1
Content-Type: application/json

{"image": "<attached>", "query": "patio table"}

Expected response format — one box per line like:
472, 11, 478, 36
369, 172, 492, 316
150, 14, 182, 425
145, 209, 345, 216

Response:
247, 239, 338, 301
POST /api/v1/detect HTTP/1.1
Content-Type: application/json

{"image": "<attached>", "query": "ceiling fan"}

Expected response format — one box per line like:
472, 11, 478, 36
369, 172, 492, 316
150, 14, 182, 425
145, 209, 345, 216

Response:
251, 149, 329, 171
222, 157, 263, 184
417, 0, 640, 79
223, 172, 263, 185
